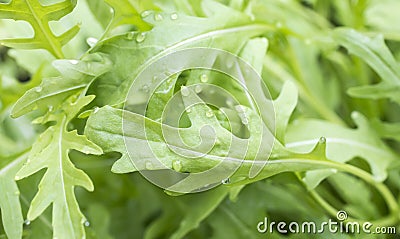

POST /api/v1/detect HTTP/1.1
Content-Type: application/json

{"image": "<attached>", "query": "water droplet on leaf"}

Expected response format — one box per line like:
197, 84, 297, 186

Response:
141, 10, 151, 18
206, 110, 214, 118
93, 107, 99, 114
221, 178, 231, 184
200, 74, 208, 83
69, 60, 79, 65
181, 86, 190, 96
86, 37, 98, 47
35, 87, 42, 93
84, 220, 90, 227
136, 32, 146, 43
195, 85, 202, 93
142, 84, 150, 93
172, 160, 182, 172
170, 13, 178, 20
319, 137, 326, 144
154, 13, 163, 21
145, 161, 154, 170
126, 32, 135, 40
24, 220, 31, 226
241, 117, 249, 125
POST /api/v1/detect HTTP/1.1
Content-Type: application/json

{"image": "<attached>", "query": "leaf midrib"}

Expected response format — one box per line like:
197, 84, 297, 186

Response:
56, 116, 76, 237
24, 0, 63, 58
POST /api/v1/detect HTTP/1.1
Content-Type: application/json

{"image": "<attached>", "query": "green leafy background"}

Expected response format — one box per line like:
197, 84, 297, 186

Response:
1, 0, 400, 238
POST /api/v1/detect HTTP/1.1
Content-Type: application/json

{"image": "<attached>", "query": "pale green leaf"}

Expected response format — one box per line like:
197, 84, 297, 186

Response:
333, 28, 400, 104
286, 112, 397, 184
89, 0, 274, 106
15, 96, 103, 239
0, 0, 79, 58
0, 153, 26, 239
11, 53, 112, 118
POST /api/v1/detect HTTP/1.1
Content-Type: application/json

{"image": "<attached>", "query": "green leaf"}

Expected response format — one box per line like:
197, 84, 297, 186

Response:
15, 95, 103, 239
104, 0, 154, 33
85, 89, 272, 192
144, 187, 229, 239
0, 153, 26, 239
85, 0, 113, 30
0, 0, 79, 58
286, 112, 397, 184
370, 119, 400, 142
89, 0, 274, 106
333, 28, 400, 104
11, 53, 112, 118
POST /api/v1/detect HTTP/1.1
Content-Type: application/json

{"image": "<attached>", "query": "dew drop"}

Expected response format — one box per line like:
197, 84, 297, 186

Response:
226, 58, 235, 68
200, 74, 208, 83
181, 86, 190, 96
206, 110, 214, 118
221, 178, 231, 185
241, 117, 249, 125
142, 84, 150, 93
93, 107, 99, 114
24, 220, 31, 226
195, 85, 202, 93
236, 105, 245, 113
226, 100, 234, 108
215, 138, 221, 146
141, 10, 151, 18
48, 105, 54, 112
136, 32, 146, 43
154, 13, 163, 21
126, 32, 135, 40
69, 60, 79, 65
319, 137, 326, 144
14, 191, 20, 196
86, 37, 98, 47
145, 161, 154, 170
172, 160, 182, 172
186, 107, 192, 113
170, 13, 178, 20
35, 87, 43, 93
84, 220, 90, 227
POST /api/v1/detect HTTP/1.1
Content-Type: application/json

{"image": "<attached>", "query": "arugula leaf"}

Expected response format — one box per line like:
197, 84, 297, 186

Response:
0, 106, 36, 239
370, 119, 400, 142
0, 153, 25, 239
89, 0, 274, 106
0, 0, 79, 58
286, 112, 397, 187
333, 28, 400, 104
104, 0, 153, 33
11, 53, 112, 118
15, 96, 103, 239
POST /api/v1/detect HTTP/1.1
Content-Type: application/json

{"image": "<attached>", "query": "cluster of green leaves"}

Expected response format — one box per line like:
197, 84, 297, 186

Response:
1, 0, 400, 238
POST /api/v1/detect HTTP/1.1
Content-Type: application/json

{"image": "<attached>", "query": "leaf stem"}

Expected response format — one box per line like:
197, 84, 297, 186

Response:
233, 158, 400, 227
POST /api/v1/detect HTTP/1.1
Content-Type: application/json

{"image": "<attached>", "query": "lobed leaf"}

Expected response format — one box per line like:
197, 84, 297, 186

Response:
15, 96, 103, 239
0, 0, 79, 58
333, 28, 400, 104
